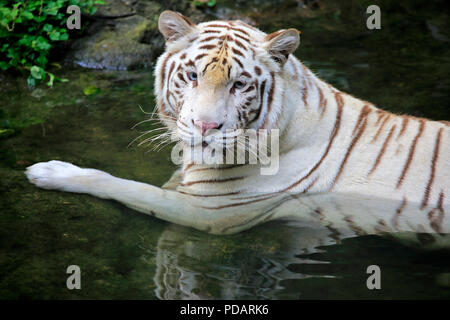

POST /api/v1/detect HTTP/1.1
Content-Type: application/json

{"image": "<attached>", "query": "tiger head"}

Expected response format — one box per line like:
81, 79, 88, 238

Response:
155, 11, 300, 161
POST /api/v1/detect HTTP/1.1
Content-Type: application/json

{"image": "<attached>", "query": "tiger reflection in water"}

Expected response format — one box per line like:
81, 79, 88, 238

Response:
151, 193, 449, 299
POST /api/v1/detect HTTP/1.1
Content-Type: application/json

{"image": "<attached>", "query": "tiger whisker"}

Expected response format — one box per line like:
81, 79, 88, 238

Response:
140, 132, 172, 148
128, 127, 170, 148
131, 118, 175, 130
154, 139, 175, 152
148, 135, 174, 153
137, 104, 154, 115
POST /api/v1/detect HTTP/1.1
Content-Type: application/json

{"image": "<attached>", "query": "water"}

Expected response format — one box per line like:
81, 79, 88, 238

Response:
1, 0, 449, 299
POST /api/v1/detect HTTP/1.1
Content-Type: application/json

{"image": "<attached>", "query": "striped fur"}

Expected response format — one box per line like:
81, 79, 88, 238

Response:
154, 12, 450, 237
26, 11, 450, 246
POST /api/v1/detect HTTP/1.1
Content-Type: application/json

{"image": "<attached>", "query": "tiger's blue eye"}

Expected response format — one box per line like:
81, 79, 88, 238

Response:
234, 81, 245, 89
188, 72, 198, 81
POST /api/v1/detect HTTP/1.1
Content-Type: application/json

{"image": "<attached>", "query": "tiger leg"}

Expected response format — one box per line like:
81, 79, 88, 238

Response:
161, 169, 183, 190
25, 161, 279, 234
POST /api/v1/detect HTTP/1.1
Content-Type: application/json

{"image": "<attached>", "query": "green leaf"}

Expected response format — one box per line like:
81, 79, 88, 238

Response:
10, 8, 19, 20
46, 72, 55, 86
30, 65, 44, 79
0, 128, 15, 138
18, 36, 33, 47
34, 15, 46, 23
0, 8, 11, 16
59, 33, 68, 41
0, 61, 9, 70
36, 54, 48, 67
49, 30, 61, 41
20, 10, 34, 20
35, 36, 51, 50
27, 76, 36, 87
83, 85, 100, 95
44, 5, 59, 16
43, 23, 53, 33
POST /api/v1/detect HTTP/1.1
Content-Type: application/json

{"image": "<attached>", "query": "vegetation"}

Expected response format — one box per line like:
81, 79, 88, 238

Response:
192, 0, 216, 8
0, 0, 104, 87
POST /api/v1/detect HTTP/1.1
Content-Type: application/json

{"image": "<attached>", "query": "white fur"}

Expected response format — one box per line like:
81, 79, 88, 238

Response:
26, 13, 450, 245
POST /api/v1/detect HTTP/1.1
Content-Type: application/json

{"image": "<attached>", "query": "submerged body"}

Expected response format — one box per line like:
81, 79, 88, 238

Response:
26, 12, 449, 246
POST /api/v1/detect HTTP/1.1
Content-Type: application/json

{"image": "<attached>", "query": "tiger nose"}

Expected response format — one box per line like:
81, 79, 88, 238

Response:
194, 120, 220, 136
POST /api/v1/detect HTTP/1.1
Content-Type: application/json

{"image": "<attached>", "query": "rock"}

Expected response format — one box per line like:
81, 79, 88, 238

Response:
70, 14, 160, 70
68, 0, 210, 71
93, 0, 135, 18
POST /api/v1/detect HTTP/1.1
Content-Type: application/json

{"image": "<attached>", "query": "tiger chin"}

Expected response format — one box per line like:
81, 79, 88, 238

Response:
26, 11, 449, 246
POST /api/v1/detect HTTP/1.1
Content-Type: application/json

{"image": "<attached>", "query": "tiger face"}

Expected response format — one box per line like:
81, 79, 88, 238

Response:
155, 11, 299, 160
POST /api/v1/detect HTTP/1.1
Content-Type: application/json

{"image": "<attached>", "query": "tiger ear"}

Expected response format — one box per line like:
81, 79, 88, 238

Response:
264, 29, 300, 64
158, 10, 197, 42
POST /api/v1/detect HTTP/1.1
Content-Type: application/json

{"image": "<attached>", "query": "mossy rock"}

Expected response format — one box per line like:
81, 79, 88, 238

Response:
68, 0, 209, 71
70, 15, 160, 70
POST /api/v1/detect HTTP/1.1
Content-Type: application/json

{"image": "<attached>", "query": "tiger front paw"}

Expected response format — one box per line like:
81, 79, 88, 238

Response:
25, 160, 109, 192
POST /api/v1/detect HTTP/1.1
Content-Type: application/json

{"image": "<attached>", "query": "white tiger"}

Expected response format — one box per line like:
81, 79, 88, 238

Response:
26, 11, 450, 245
